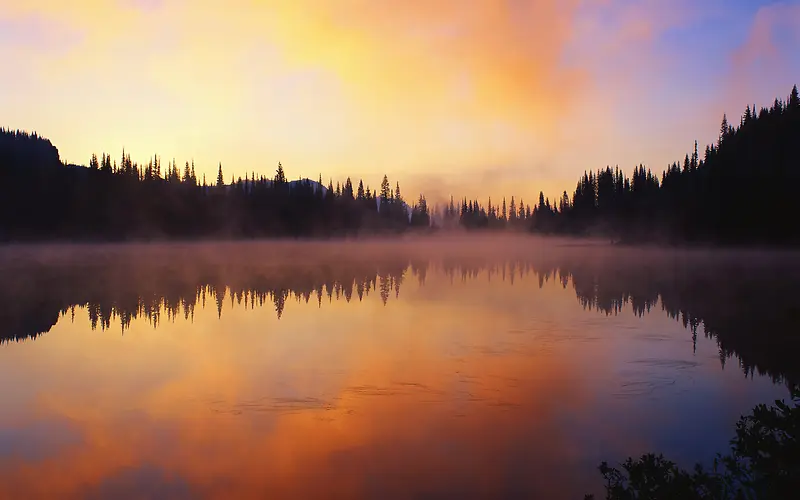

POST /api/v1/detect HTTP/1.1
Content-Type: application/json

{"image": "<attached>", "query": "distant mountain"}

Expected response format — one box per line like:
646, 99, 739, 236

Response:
200, 177, 328, 193
287, 179, 327, 193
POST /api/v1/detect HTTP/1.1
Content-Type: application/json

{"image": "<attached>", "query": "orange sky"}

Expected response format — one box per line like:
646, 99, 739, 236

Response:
1, 0, 799, 203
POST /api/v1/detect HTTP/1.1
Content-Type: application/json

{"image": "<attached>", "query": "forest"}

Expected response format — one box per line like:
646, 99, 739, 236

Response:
0, 85, 798, 243
454, 85, 800, 245
0, 134, 427, 239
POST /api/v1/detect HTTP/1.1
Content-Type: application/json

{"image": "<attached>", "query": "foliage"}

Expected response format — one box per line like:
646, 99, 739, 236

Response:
586, 390, 800, 500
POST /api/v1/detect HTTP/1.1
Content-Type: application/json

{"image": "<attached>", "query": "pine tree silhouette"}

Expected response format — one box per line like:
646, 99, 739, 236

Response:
2, 84, 799, 242
216, 163, 224, 186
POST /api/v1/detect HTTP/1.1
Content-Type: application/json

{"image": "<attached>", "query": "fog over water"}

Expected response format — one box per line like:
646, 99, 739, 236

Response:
0, 236, 796, 499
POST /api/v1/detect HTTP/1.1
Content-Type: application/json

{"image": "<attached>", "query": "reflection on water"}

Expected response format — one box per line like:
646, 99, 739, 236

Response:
0, 239, 796, 499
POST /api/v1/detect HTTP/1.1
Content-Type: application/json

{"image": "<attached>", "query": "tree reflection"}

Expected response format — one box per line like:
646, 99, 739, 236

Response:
1, 245, 798, 386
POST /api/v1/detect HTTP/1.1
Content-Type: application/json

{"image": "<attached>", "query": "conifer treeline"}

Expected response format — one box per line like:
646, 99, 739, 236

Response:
1, 85, 798, 243
0, 139, 430, 239
441, 85, 800, 243
524, 85, 800, 244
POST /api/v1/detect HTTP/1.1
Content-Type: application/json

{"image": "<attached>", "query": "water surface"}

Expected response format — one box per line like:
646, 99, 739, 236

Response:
0, 239, 795, 499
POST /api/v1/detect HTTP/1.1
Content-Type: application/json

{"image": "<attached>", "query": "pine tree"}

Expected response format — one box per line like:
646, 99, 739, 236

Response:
418, 194, 427, 215
357, 179, 365, 200
216, 163, 224, 186
380, 175, 391, 202
274, 162, 287, 185
790, 84, 800, 109
101, 153, 111, 172
344, 177, 354, 199
719, 114, 729, 147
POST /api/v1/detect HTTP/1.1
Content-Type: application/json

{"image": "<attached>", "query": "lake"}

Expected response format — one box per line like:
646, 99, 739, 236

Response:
0, 238, 796, 499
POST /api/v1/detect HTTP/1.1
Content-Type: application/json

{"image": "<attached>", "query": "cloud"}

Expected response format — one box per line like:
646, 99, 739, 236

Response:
246, 1, 592, 135
732, 3, 800, 70
1, 0, 795, 202
725, 2, 800, 118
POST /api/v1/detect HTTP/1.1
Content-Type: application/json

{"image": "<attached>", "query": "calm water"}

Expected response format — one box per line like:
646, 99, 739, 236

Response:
0, 239, 796, 499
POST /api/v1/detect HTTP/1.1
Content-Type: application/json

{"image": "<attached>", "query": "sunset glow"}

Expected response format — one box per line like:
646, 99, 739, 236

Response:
0, 261, 774, 498
2, 0, 799, 202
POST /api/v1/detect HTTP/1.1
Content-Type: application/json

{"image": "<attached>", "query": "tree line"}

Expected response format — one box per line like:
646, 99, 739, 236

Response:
436, 85, 799, 244
1, 85, 798, 243
526, 84, 800, 244
0, 135, 430, 239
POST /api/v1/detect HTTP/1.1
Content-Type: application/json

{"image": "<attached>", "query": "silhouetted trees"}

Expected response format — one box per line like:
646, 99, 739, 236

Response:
3, 85, 799, 244
0, 135, 428, 239
410, 194, 431, 228
587, 390, 800, 499
444, 195, 532, 231
527, 85, 800, 245
435, 85, 800, 243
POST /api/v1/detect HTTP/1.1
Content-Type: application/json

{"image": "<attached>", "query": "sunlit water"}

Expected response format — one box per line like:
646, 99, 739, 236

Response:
0, 239, 795, 499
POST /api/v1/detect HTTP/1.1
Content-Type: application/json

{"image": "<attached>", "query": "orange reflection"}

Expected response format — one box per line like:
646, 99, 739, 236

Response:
0, 267, 605, 499
0, 258, 783, 500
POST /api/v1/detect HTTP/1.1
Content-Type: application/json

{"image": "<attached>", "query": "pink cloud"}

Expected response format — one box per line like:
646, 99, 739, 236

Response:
732, 3, 800, 70
724, 2, 800, 119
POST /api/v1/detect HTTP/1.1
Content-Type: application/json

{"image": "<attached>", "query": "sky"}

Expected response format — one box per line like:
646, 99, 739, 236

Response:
1, 0, 799, 204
